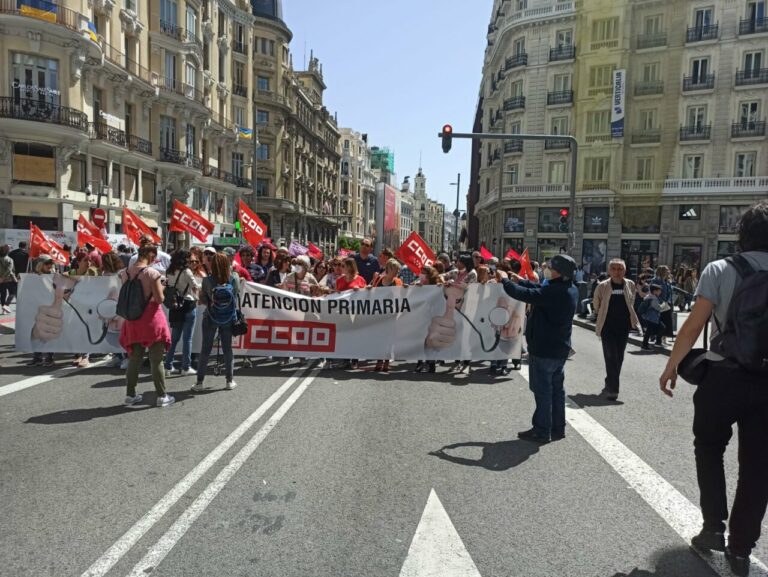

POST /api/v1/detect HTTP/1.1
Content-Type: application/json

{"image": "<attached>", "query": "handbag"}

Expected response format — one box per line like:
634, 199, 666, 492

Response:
232, 310, 248, 336
677, 321, 710, 385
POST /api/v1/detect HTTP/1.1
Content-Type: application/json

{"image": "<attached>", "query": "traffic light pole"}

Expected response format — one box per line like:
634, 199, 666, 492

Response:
439, 131, 578, 253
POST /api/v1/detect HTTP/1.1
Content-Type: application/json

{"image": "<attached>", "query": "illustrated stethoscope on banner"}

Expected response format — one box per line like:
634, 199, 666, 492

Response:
52, 279, 119, 345
447, 293, 511, 353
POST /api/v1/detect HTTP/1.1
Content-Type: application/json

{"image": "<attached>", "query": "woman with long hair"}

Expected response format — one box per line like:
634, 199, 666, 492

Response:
120, 244, 174, 407
335, 257, 367, 291
650, 265, 674, 344
313, 260, 328, 285
415, 265, 443, 373
265, 254, 290, 287
164, 250, 199, 377
194, 252, 240, 392
253, 244, 273, 283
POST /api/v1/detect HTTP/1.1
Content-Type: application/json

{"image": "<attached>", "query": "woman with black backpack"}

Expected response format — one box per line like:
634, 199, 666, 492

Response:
193, 252, 240, 392
164, 250, 199, 377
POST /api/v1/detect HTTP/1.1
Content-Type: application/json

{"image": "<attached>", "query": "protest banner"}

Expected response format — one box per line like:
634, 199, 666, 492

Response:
16, 276, 524, 361
396, 232, 435, 275
169, 200, 214, 243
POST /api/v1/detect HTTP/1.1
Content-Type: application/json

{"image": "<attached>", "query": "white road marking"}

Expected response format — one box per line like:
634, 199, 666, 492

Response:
399, 489, 482, 577
0, 359, 109, 398
80, 367, 309, 577
124, 368, 320, 577
519, 363, 768, 577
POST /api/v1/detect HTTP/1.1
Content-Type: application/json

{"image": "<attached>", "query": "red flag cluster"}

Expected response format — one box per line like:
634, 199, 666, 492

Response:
29, 224, 70, 266
396, 232, 435, 275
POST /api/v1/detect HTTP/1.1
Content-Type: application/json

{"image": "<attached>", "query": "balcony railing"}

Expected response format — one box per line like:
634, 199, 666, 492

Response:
503, 96, 526, 111
631, 130, 661, 144
634, 80, 664, 96
731, 121, 767, 138
160, 19, 183, 40
636, 32, 667, 49
90, 121, 126, 147
0, 97, 88, 131
686, 24, 718, 42
683, 74, 715, 91
160, 148, 201, 169
544, 139, 571, 150
128, 134, 152, 155
547, 90, 573, 105
504, 140, 523, 154
735, 68, 768, 86
739, 17, 768, 35
184, 29, 201, 47
590, 38, 619, 50
621, 177, 768, 196
505, 52, 528, 70
203, 165, 251, 188
233, 40, 247, 54
0, 0, 83, 32
549, 45, 575, 61
679, 124, 712, 141
232, 83, 248, 97
156, 76, 205, 104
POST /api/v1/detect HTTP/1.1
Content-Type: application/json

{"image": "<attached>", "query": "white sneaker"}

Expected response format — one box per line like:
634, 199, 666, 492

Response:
225, 380, 237, 390
157, 394, 175, 407
124, 394, 143, 406
242, 358, 253, 368
2, 306, 10, 314
316, 359, 326, 369
191, 382, 205, 393
120, 358, 130, 370
180, 368, 197, 376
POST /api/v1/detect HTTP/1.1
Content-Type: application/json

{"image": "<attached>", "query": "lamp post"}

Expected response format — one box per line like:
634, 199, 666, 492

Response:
450, 173, 460, 253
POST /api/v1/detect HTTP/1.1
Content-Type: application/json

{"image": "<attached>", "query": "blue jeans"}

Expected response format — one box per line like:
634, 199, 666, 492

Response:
165, 306, 197, 371
197, 314, 233, 384
528, 354, 567, 437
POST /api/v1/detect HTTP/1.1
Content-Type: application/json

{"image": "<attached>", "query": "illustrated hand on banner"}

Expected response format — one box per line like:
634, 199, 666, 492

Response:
123, 207, 161, 246
480, 245, 493, 261
238, 200, 267, 247
425, 284, 462, 349
77, 215, 104, 239
169, 199, 214, 243
30, 224, 70, 266
396, 232, 435, 275
307, 242, 323, 260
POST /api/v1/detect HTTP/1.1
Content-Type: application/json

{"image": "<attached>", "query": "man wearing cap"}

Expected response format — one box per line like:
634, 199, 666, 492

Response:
498, 254, 579, 443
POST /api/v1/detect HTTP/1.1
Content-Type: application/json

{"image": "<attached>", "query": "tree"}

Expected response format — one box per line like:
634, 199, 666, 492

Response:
337, 236, 361, 252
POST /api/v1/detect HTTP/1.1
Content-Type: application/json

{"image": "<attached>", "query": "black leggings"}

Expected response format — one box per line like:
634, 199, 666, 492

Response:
0, 283, 12, 307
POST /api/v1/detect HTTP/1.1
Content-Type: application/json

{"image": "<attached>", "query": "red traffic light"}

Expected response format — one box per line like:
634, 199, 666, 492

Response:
441, 124, 454, 153
442, 124, 453, 135
560, 208, 569, 217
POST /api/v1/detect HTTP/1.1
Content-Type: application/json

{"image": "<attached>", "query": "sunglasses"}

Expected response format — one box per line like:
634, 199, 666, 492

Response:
189, 259, 199, 264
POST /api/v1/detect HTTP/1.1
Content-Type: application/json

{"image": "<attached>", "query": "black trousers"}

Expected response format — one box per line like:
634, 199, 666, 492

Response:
0, 282, 11, 306
661, 308, 674, 337
693, 365, 768, 553
601, 330, 629, 393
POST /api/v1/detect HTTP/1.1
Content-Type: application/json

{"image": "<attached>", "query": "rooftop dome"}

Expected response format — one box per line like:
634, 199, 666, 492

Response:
251, 0, 283, 20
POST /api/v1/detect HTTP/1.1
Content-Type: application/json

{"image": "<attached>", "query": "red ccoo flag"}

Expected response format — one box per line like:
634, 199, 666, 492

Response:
396, 231, 436, 275
505, 248, 522, 261
479, 245, 493, 261
169, 199, 214, 243
520, 248, 535, 280
238, 200, 267, 247
30, 223, 70, 266
77, 230, 112, 253
122, 207, 161, 246
77, 214, 104, 239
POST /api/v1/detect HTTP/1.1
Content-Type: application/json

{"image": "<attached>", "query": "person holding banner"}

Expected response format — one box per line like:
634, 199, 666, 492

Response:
252, 245, 273, 283
371, 259, 404, 372
336, 258, 367, 292
120, 244, 174, 408
415, 265, 444, 374
265, 254, 291, 287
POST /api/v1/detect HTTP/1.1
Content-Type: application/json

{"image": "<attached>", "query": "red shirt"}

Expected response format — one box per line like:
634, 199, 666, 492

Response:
233, 263, 252, 282
336, 274, 366, 291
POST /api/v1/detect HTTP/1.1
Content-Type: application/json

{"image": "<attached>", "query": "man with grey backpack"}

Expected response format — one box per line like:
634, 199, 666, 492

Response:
659, 200, 768, 576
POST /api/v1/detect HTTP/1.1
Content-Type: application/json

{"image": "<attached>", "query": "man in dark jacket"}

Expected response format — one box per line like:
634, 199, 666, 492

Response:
499, 254, 578, 443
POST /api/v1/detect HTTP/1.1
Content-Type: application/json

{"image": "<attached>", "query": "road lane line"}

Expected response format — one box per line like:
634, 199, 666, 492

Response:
80, 366, 309, 577
518, 363, 768, 577
0, 359, 110, 398
124, 368, 321, 577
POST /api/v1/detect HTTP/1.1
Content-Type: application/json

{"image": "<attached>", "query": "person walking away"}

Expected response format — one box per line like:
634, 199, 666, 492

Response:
592, 258, 640, 400
659, 200, 768, 577
371, 259, 403, 371
193, 252, 240, 392
650, 265, 674, 344
354, 238, 381, 285
164, 250, 199, 376
414, 266, 443, 374
639, 285, 666, 350
498, 254, 578, 443
119, 244, 174, 407
8, 241, 29, 305
0, 245, 16, 314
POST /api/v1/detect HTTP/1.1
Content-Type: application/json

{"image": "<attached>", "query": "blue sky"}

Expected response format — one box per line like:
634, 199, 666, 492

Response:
282, 0, 492, 211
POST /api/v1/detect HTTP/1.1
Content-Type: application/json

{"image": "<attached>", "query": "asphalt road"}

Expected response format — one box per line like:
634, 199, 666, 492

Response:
0, 326, 765, 577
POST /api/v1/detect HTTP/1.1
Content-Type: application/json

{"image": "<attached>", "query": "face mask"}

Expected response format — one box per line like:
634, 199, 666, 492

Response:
543, 269, 553, 280
291, 265, 302, 274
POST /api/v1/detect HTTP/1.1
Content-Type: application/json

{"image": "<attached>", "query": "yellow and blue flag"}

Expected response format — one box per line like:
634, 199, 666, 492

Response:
86, 20, 98, 42
18, 0, 57, 23
237, 127, 253, 140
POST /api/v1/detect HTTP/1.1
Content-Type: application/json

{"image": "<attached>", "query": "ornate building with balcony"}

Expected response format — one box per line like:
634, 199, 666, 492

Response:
0, 0, 344, 251
473, 0, 768, 274
339, 128, 375, 240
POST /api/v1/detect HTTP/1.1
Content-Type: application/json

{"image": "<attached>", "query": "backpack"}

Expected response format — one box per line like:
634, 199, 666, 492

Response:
208, 278, 237, 326
116, 268, 149, 321
711, 254, 768, 374
163, 273, 188, 311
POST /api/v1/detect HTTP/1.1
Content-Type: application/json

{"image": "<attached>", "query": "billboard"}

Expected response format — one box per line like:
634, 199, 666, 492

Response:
375, 183, 400, 251
611, 69, 626, 138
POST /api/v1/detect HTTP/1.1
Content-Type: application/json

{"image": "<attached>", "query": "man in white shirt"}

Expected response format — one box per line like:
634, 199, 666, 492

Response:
128, 235, 171, 273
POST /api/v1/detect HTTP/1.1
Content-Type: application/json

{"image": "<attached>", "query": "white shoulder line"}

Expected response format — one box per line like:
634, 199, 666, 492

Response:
0, 359, 110, 398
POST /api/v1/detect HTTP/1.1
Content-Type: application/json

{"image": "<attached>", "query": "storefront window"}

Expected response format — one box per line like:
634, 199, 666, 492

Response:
537, 238, 568, 262
621, 239, 659, 279
719, 206, 748, 234
538, 208, 565, 233
11, 53, 60, 104
582, 239, 608, 274
717, 241, 738, 259
503, 208, 525, 233
621, 205, 661, 234
583, 207, 609, 234
504, 237, 525, 256
673, 244, 702, 272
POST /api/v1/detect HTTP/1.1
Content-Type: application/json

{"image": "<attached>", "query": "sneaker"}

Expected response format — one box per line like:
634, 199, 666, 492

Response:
725, 547, 750, 577
225, 380, 237, 390
71, 356, 82, 366
316, 359, 326, 369
191, 382, 205, 393
2, 306, 10, 314
120, 358, 130, 370
691, 529, 725, 552
180, 368, 197, 377
242, 358, 253, 368
517, 428, 551, 444
78, 357, 90, 368
551, 431, 566, 441
124, 394, 143, 406
156, 394, 175, 407
28, 358, 43, 367
600, 388, 619, 401
43, 357, 55, 367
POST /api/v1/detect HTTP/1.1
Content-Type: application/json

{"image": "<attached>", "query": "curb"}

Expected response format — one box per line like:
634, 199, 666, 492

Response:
572, 318, 672, 357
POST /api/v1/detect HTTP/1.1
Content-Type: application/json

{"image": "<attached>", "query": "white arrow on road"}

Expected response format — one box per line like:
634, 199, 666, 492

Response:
399, 489, 482, 577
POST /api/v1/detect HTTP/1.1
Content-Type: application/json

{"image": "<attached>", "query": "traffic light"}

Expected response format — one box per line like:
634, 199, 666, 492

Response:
441, 124, 453, 153
558, 208, 570, 232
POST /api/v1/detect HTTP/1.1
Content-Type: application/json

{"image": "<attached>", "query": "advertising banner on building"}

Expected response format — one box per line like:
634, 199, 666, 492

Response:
15, 276, 525, 361
611, 69, 626, 138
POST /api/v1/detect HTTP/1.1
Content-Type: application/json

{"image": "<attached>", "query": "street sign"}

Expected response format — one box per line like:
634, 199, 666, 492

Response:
91, 207, 106, 228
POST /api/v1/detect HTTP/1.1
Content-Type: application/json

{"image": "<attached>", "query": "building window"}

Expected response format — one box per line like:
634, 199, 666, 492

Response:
591, 17, 619, 42
255, 178, 269, 197
739, 101, 760, 127
232, 152, 244, 178
233, 106, 245, 128
160, 0, 177, 26
261, 38, 275, 55
185, 124, 196, 157
693, 7, 714, 27
504, 208, 525, 233
636, 157, 654, 181
344, 139, 350, 150
553, 73, 571, 92
639, 109, 657, 130
642, 62, 660, 82
507, 163, 519, 185
141, 173, 156, 204
160, 116, 176, 151
92, 158, 108, 187
621, 205, 661, 233
645, 14, 663, 34
165, 51, 176, 86
556, 29, 573, 47
690, 57, 711, 82
93, 86, 103, 121
257, 109, 269, 125
185, 6, 197, 38
582, 239, 608, 274
256, 143, 269, 161
513, 37, 526, 55
185, 62, 196, 91
588, 64, 615, 89
537, 238, 569, 261
735, 152, 757, 177
719, 206, 749, 233
585, 157, 610, 182
678, 204, 701, 220
551, 116, 569, 135
510, 80, 523, 97
683, 154, 703, 178
587, 110, 610, 135
717, 241, 738, 259
548, 161, 566, 183
621, 239, 660, 277
584, 207, 609, 233
68, 154, 87, 192
686, 105, 707, 129
538, 208, 566, 233
257, 76, 270, 91
673, 243, 702, 272
11, 53, 60, 105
